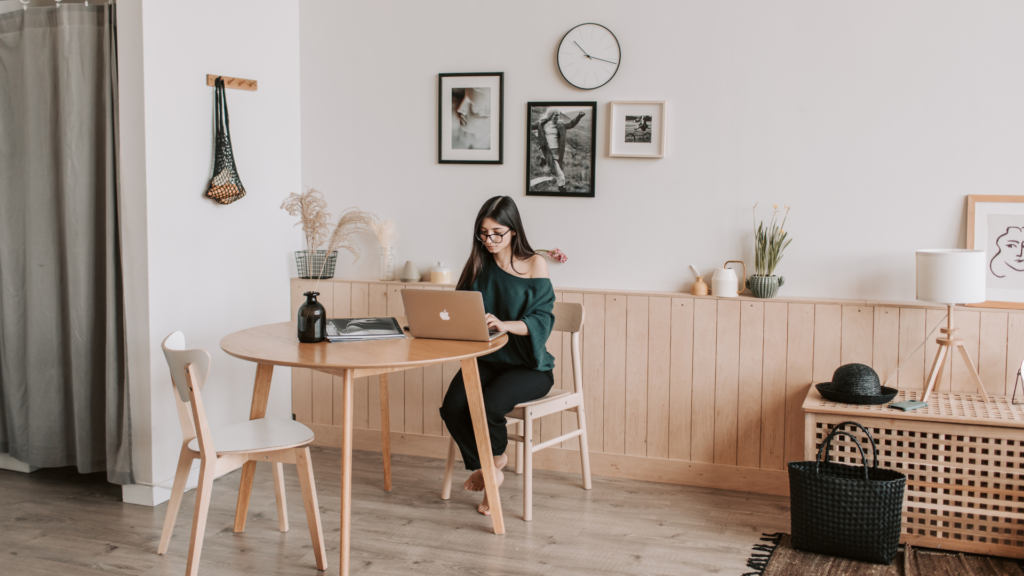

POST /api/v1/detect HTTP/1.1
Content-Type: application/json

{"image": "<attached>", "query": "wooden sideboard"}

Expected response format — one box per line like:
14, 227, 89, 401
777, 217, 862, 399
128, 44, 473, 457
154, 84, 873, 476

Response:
289, 278, 1024, 496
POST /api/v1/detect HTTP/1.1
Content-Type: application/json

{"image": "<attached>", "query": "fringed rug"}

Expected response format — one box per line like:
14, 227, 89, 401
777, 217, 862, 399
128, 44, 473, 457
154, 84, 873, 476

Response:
743, 533, 1024, 576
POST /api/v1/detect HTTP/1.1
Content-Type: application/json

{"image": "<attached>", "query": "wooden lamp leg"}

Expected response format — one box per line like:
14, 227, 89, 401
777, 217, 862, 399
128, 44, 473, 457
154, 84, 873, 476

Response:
956, 343, 990, 402
920, 305, 990, 403
921, 344, 949, 403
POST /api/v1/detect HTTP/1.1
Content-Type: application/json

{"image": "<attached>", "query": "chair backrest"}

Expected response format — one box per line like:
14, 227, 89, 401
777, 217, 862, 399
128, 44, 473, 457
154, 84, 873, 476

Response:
552, 302, 584, 333
552, 302, 585, 395
161, 331, 212, 403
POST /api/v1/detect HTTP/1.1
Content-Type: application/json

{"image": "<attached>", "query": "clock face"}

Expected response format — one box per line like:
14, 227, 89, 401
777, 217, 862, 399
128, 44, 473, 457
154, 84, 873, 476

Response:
557, 23, 621, 90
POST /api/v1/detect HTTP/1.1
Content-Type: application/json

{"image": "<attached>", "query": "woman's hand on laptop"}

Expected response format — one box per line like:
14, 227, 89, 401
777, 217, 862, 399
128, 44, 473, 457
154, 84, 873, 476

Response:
485, 314, 529, 336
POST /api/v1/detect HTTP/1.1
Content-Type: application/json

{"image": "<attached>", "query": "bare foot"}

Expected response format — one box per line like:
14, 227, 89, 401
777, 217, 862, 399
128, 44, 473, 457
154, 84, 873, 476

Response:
477, 454, 508, 515
463, 470, 485, 491
463, 453, 508, 492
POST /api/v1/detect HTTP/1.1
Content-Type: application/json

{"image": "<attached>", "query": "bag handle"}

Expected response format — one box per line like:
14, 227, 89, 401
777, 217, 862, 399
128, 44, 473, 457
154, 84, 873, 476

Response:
815, 421, 879, 481
215, 77, 232, 142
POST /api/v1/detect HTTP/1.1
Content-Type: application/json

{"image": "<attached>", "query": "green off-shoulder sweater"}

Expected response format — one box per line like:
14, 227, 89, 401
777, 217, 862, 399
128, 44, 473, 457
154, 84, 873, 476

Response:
467, 256, 556, 372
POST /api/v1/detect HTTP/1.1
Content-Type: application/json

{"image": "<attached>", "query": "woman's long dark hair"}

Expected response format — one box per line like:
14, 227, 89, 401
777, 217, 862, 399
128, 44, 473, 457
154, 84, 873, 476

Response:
456, 196, 537, 290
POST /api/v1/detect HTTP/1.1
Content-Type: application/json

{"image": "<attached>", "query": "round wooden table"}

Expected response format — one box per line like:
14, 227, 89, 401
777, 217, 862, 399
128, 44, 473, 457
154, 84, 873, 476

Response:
221, 321, 508, 576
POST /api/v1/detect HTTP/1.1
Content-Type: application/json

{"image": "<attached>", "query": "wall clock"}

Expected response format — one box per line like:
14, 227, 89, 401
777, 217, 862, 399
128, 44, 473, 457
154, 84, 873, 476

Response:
557, 23, 621, 90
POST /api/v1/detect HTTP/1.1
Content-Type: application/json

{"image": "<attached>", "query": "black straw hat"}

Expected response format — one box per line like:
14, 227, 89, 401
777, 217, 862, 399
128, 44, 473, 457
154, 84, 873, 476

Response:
816, 363, 898, 405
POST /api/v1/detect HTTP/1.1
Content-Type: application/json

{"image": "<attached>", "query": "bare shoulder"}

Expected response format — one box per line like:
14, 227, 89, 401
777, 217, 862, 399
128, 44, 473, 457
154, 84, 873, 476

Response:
528, 254, 549, 278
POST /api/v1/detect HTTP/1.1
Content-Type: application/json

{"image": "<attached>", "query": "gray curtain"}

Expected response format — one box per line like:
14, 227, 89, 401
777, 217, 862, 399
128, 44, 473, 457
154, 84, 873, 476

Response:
0, 4, 132, 484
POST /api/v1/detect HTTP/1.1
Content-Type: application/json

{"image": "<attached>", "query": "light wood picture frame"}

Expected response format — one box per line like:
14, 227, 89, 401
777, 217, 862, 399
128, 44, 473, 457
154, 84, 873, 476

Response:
607, 101, 666, 158
966, 194, 1024, 310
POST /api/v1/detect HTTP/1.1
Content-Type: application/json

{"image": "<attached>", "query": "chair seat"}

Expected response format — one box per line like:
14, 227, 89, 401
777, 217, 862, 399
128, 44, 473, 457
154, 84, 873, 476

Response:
188, 418, 314, 454
508, 388, 574, 420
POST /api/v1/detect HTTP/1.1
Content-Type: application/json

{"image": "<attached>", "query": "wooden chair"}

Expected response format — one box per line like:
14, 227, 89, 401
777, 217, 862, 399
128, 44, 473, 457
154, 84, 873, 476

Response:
157, 332, 327, 576
440, 302, 592, 521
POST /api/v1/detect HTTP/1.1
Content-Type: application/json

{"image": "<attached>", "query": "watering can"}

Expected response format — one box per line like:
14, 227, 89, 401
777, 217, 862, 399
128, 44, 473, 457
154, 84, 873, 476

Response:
712, 261, 746, 297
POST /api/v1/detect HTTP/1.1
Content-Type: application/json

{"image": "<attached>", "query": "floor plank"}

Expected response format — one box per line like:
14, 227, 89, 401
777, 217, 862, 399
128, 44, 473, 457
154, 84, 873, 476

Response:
0, 448, 790, 575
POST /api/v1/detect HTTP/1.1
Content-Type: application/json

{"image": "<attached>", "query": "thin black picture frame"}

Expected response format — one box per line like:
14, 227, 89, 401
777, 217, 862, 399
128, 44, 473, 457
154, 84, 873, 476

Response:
438, 72, 504, 164
525, 101, 597, 198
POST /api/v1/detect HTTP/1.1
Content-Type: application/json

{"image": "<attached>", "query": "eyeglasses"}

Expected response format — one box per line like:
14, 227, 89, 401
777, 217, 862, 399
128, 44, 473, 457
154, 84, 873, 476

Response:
476, 229, 512, 243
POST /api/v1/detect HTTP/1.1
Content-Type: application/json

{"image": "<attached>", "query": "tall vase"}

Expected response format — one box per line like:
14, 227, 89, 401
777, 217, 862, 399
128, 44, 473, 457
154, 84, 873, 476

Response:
297, 291, 326, 343
379, 247, 395, 281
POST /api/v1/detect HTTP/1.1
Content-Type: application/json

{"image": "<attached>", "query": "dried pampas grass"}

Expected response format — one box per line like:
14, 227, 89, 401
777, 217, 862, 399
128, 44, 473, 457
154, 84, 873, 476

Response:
371, 219, 398, 250
282, 188, 380, 287
280, 188, 330, 252
324, 208, 378, 262
313, 207, 378, 289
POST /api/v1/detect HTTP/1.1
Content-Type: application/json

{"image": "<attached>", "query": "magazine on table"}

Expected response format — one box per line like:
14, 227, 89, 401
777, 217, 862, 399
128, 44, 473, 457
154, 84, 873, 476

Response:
325, 317, 406, 342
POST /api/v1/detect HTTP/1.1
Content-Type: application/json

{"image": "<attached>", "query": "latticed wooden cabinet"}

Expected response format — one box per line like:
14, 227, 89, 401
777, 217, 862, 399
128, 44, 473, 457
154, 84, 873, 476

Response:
803, 386, 1024, 559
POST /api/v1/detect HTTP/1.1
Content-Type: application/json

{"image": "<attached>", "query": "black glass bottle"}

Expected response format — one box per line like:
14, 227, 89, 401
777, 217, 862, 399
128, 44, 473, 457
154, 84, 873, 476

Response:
297, 291, 326, 343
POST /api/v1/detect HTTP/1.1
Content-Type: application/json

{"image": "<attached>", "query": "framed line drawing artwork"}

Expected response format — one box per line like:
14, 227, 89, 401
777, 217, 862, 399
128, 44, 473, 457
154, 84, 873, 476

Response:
608, 101, 667, 158
967, 195, 1024, 309
526, 101, 597, 197
438, 72, 503, 164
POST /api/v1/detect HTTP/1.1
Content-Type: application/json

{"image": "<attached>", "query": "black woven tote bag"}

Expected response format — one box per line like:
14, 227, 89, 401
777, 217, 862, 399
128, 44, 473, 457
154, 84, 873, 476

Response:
788, 421, 906, 565
205, 77, 246, 205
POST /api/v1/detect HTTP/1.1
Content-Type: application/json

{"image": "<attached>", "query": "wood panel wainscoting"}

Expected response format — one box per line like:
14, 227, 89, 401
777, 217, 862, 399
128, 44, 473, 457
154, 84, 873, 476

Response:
289, 279, 1024, 497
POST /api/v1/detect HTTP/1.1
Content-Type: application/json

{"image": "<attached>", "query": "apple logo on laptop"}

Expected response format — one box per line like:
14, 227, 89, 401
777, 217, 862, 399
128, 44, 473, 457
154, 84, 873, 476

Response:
440, 309, 450, 321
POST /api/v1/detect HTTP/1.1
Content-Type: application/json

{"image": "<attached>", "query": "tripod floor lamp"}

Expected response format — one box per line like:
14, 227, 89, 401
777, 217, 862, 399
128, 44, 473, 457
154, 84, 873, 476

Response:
916, 249, 990, 403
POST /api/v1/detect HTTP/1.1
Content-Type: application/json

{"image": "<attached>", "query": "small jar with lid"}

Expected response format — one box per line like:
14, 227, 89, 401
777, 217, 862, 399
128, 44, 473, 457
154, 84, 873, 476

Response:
430, 261, 451, 284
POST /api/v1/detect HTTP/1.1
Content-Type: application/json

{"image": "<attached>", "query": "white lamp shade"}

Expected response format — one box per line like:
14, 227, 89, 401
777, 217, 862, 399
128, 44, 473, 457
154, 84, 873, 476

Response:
916, 249, 986, 304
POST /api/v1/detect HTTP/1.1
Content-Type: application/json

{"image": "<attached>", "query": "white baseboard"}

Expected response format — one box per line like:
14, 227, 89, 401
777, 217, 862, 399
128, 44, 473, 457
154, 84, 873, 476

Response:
0, 453, 39, 473
121, 459, 244, 507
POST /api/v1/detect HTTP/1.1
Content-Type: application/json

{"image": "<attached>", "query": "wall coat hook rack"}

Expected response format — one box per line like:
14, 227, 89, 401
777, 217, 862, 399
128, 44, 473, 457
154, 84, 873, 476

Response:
206, 74, 257, 91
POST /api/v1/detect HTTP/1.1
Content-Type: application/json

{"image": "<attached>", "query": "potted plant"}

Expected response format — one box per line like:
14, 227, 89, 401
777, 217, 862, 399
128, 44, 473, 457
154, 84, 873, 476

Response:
747, 203, 792, 299
281, 188, 377, 281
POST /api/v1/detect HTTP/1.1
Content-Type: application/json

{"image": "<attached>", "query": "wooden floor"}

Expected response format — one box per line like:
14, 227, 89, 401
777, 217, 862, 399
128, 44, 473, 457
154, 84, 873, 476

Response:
0, 447, 790, 575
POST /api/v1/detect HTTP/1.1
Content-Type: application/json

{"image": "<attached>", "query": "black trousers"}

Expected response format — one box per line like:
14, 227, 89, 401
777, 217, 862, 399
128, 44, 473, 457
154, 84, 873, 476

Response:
439, 361, 554, 471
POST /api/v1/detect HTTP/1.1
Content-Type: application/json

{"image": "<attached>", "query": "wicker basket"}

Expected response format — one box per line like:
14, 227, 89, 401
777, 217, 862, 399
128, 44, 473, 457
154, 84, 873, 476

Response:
294, 250, 338, 280
788, 421, 906, 565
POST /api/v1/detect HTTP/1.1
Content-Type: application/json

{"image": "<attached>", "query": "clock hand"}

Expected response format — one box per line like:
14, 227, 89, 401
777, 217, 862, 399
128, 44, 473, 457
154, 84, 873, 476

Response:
590, 56, 618, 65
573, 40, 592, 58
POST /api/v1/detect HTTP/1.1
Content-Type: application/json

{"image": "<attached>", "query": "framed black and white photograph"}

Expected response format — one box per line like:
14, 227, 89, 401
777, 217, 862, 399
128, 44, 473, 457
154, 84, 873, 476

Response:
526, 101, 596, 197
438, 72, 503, 164
608, 101, 667, 158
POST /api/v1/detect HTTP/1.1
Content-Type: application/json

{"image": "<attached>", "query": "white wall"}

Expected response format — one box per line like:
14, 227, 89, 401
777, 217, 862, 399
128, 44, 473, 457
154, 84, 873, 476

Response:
300, 0, 1024, 300
118, 0, 301, 504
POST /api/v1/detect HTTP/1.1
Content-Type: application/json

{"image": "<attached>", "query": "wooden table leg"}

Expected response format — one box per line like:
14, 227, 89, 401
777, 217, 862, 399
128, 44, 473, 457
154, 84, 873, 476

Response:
460, 358, 505, 535
234, 363, 274, 533
340, 368, 354, 576
379, 373, 393, 492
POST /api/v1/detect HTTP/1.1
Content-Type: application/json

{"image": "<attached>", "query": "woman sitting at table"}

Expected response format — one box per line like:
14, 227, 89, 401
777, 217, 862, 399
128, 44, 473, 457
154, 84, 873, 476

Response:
439, 195, 556, 515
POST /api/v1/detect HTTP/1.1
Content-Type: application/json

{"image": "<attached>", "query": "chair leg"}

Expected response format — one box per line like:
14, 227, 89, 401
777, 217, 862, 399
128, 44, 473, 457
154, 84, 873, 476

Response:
524, 414, 533, 522
184, 457, 216, 576
295, 447, 328, 571
515, 421, 524, 475
576, 407, 593, 490
272, 462, 289, 532
233, 461, 257, 532
157, 445, 194, 555
441, 437, 456, 500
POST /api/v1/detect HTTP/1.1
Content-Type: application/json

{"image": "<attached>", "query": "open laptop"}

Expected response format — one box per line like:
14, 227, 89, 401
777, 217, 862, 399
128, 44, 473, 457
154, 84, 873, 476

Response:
401, 289, 506, 342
